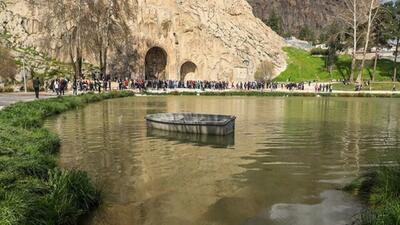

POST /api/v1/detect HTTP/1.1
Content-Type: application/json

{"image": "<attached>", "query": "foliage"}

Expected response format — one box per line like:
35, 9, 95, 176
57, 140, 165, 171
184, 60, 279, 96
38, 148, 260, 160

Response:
277, 47, 400, 82
254, 60, 274, 81
298, 25, 315, 43
378, 1, 400, 42
324, 22, 346, 75
377, 0, 400, 81
0, 87, 14, 93
0, 91, 134, 225
264, 10, 284, 36
345, 163, 400, 225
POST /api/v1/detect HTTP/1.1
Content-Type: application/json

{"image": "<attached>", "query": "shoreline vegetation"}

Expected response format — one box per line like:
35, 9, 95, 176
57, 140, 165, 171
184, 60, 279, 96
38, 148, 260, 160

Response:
0, 91, 134, 225
344, 164, 400, 225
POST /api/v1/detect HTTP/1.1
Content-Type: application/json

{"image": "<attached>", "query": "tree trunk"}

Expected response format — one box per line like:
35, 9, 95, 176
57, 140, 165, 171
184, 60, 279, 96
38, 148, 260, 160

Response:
349, 0, 357, 83
98, 0, 112, 81
76, 43, 83, 79
372, 50, 378, 81
394, 37, 399, 82
68, 34, 79, 80
357, 0, 376, 83
99, 49, 103, 74
350, 55, 356, 82
69, 48, 77, 80
102, 47, 108, 80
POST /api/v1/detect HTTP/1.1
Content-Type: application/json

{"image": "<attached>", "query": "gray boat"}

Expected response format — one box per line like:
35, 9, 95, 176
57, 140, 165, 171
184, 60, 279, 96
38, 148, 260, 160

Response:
146, 113, 236, 136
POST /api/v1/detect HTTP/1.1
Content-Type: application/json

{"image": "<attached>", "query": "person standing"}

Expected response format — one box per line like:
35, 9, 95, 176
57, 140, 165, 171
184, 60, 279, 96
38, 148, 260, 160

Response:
33, 77, 41, 99
97, 79, 102, 93
54, 79, 60, 96
72, 79, 78, 96
60, 78, 65, 95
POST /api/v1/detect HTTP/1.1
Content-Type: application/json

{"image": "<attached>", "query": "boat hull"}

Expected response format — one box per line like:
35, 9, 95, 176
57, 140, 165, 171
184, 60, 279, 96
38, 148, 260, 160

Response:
146, 113, 236, 136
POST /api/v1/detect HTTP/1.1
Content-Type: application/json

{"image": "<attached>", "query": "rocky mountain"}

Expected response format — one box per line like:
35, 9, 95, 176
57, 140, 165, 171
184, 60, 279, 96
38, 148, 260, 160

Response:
247, 0, 342, 36
0, 0, 287, 81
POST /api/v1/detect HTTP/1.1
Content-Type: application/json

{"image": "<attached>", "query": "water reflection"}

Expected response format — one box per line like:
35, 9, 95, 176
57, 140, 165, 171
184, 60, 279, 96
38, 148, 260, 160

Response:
44, 96, 400, 225
269, 190, 362, 225
147, 129, 235, 148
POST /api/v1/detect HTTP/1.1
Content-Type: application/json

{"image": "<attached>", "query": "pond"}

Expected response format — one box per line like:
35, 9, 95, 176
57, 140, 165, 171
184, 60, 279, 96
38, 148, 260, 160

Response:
44, 96, 400, 225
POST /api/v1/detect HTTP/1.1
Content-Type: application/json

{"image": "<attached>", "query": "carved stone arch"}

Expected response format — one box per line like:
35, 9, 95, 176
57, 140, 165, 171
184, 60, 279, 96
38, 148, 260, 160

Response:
145, 47, 168, 80
180, 61, 198, 81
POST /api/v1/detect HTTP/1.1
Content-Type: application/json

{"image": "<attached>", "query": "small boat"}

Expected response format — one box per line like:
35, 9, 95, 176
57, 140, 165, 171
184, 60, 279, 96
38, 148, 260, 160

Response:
145, 113, 236, 136
147, 129, 235, 147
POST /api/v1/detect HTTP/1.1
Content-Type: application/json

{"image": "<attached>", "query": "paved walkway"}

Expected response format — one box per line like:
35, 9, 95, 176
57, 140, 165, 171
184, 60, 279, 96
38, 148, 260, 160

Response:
144, 88, 400, 95
1, 89, 399, 110
0, 92, 55, 110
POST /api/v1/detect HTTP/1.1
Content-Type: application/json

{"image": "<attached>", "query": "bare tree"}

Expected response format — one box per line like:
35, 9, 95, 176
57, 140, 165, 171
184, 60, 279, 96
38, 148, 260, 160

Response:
338, 0, 368, 82
29, 0, 135, 80
85, 0, 133, 79
254, 61, 274, 82
356, 0, 379, 83
34, 0, 87, 79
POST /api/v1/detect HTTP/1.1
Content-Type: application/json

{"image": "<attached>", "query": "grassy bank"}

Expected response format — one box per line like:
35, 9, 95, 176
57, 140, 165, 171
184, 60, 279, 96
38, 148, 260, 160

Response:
276, 47, 399, 82
332, 82, 399, 92
144, 91, 400, 98
0, 91, 134, 225
345, 165, 400, 225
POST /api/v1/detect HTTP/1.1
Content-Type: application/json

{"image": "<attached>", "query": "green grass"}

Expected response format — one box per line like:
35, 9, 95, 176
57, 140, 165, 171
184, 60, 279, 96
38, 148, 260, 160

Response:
345, 164, 400, 225
0, 91, 134, 225
332, 82, 400, 91
276, 47, 399, 82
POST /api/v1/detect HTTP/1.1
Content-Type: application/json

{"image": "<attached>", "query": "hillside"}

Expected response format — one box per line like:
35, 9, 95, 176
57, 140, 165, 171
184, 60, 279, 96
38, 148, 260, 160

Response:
247, 0, 341, 36
277, 47, 399, 82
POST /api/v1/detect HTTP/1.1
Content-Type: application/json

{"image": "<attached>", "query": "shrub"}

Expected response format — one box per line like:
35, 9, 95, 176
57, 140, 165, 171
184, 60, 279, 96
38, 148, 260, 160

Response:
346, 164, 400, 225
310, 48, 328, 56
0, 87, 14, 93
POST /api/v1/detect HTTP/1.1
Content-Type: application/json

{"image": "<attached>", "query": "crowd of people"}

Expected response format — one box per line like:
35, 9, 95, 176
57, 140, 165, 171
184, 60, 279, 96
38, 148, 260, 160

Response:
46, 78, 69, 96
315, 83, 333, 92
42, 76, 337, 94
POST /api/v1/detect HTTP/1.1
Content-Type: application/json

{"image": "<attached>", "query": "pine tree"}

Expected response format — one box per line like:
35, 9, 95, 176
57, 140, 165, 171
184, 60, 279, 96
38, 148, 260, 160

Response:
265, 10, 284, 36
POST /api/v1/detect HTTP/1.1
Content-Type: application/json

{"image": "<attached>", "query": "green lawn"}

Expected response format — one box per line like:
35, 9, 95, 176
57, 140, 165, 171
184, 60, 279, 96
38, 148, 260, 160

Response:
333, 82, 400, 91
276, 47, 399, 82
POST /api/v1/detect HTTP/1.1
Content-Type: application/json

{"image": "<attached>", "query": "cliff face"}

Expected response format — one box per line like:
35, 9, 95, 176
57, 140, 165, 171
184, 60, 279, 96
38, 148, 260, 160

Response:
0, 0, 287, 82
247, 0, 341, 36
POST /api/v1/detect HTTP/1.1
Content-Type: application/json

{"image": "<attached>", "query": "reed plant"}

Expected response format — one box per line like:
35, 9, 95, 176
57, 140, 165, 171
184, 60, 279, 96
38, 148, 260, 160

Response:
346, 164, 400, 225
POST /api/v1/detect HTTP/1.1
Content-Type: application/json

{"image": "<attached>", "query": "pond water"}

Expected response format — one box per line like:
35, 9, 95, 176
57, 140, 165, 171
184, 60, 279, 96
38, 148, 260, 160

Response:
44, 96, 400, 225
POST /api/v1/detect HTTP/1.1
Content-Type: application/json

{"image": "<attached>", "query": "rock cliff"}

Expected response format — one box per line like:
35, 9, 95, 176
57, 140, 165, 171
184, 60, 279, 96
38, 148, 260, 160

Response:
247, 0, 341, 36
0, 0, 287, 82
